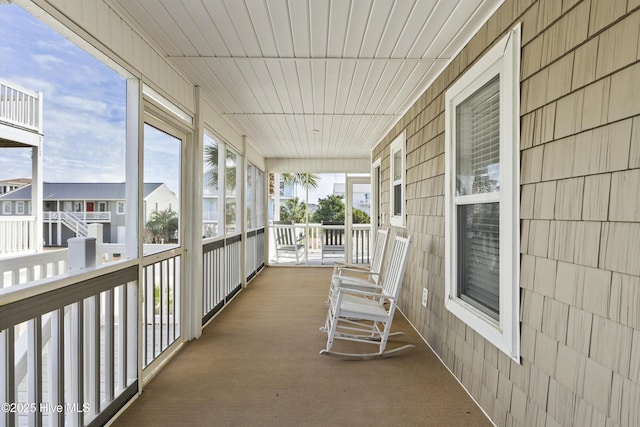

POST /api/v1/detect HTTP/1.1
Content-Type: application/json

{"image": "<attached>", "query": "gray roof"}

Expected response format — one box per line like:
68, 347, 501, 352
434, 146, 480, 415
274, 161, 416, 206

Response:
0, 182, 167, 201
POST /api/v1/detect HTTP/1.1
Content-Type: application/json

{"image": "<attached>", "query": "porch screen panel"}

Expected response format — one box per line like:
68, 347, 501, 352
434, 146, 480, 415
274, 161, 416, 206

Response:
454, 75, 500, 320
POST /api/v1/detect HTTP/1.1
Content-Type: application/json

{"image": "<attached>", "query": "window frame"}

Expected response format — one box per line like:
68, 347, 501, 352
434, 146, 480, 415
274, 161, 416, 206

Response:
3, 201, 11, 214
16, 201, 25, 215
389, 131, 406, 227
116, 201, 125, 215
444, 25, 521, 361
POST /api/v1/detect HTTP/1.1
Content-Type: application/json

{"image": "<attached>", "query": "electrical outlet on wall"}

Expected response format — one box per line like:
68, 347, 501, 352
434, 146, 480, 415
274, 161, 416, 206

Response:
422, 287, 428, 307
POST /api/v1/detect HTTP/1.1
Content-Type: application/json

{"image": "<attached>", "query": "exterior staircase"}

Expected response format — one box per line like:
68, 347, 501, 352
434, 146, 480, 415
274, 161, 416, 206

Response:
60, 211, 89, 236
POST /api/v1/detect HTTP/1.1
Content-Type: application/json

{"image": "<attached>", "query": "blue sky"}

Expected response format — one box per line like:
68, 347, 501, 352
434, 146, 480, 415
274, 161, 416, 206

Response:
0, 4, 180, 195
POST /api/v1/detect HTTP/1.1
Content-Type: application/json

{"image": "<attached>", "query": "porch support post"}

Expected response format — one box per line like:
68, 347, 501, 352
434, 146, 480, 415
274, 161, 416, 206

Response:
125, 77, 142, 394
241, 135, 248, 287
183, 86, 203, 340
32, 135, 43, 252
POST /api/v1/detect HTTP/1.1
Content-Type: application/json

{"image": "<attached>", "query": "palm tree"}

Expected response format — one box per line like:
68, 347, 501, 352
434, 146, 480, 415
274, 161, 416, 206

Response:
281, 173, 320, 223
205, 144, 236, 191
145, 208, 179, 243
279, 197, 307, 223
281, 173, 320, 191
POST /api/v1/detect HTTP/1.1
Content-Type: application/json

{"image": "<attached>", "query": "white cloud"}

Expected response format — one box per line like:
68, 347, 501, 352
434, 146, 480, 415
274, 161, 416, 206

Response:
31, 54, 64, 68
0, 5, 128, 184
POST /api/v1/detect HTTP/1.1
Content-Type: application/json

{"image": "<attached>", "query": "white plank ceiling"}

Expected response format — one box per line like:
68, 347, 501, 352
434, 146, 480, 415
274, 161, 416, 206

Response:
112, 0, 503, 159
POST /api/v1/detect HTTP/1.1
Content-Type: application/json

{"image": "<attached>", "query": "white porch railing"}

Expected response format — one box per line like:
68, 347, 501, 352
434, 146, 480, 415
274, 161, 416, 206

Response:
0, 263, 139, 426
0, 216, 36, 256
270, 222, 372, 265
0, 248, 68, 288
43, 211, 112, 223
0, 79, 42, 133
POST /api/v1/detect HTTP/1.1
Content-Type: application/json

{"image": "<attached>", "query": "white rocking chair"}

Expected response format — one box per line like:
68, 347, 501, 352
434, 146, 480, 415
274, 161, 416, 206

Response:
326, 228, 389, 303
272, 220, 306, 263
320, 235, 413, 360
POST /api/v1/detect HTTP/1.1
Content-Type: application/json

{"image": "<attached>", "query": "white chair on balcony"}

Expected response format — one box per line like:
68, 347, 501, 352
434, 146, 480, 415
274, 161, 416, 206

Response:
326, 228, 389, 303
320, 220, 345, 264
272, 220, 306, 264
320, 234, 413, 360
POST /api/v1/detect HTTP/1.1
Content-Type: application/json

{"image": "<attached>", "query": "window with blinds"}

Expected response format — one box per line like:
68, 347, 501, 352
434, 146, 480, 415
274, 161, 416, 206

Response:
454, 75, 501, 319
456, 76, 500, 196
444, 25, 520, 361
389, 132, 405, 227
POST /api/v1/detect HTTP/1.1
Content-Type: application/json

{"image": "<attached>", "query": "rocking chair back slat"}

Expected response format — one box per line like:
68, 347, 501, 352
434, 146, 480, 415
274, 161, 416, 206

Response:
368, 229, 388, 284
382, 236, 409, 298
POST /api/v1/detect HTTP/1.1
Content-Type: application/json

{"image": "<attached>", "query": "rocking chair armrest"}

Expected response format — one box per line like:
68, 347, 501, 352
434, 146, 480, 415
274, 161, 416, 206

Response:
334, 262, 368, 271
332, 275, 381, 289
337, 286, 394, 300
336, 268, 380, 277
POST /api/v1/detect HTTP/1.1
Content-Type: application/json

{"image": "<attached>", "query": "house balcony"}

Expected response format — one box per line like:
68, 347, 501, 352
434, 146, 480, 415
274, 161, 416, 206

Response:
0, 79, 43, 148
43, 211, 112, 223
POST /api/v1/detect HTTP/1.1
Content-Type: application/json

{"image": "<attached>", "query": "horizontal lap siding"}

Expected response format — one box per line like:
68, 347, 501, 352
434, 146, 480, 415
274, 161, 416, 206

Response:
372, 0, 640, 425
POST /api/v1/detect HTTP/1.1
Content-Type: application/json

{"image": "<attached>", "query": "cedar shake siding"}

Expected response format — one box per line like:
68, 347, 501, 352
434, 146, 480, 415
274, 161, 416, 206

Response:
372, 0, 640, 425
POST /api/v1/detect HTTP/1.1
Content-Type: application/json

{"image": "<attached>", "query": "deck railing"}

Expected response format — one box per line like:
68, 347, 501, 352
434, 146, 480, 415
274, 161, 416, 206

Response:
43, 211, 112, 223
0, 263, 138, 426
270, 222, 372, 264
142, 251, 181, 369
0, 248, 68, 288
0, 79, 42, 133
0, 216, 36, 256
202, 232, 251, 325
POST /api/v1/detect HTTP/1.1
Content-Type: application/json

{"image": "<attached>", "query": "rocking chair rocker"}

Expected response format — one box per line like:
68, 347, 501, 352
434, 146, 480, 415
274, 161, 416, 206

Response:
320, 234, 413, 360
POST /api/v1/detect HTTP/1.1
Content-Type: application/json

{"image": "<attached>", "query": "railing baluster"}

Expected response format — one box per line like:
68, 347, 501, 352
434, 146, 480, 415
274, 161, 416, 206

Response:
104, 289, 114, 403
149, 264, 155, 363
49, 308, 65, 427
71, 301, 84, 427
142, 268, 148, 367
170, 257, 174, 343
117, 285, 126, 391
175, 256, 181, 340
84, 295, 100, 419
159, 261, 164, 353
27, 317, 43, 427
126, 282, 137, 385
0, 328, 16, 427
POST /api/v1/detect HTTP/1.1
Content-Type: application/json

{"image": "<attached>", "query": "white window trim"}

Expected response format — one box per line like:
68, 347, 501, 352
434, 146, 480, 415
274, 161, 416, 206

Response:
3, 201, 11, 215
116, 201, 125, 215
444, 25, 521, 362
372, 157, 382, 228
389, 131, 406, 228
16, 201, 25, 215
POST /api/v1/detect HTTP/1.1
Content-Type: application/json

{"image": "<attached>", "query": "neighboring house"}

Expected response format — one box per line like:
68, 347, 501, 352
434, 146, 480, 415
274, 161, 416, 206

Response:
0, 178, 31, 195
333, 182, 371, 216
0, 182, 178, 246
